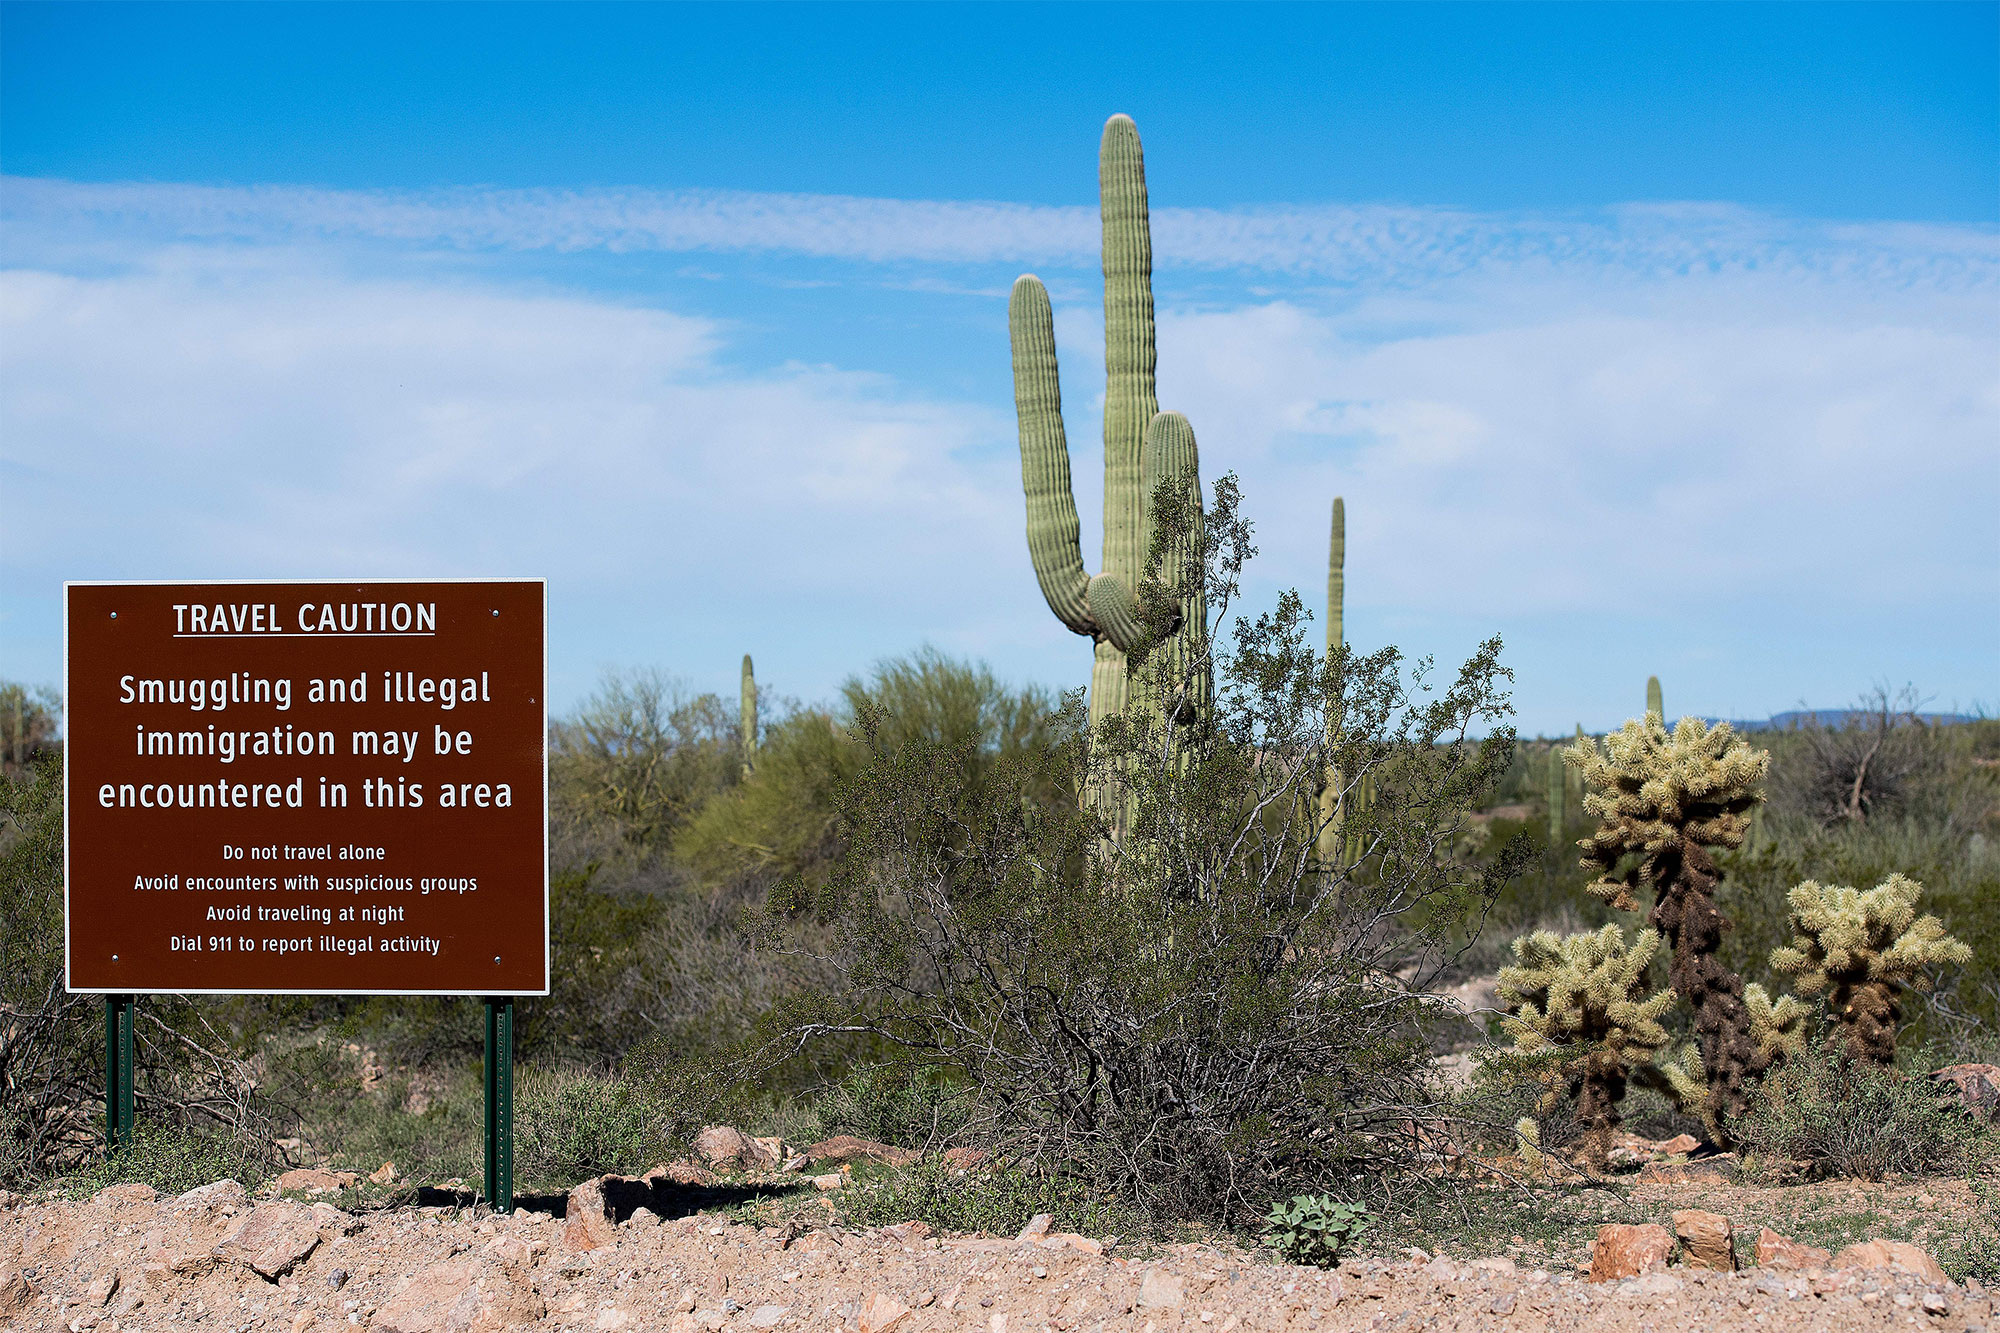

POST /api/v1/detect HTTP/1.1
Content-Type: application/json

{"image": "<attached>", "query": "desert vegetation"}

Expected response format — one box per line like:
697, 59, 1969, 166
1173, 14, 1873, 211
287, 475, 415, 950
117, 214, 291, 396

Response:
3, 115, 1997, 1311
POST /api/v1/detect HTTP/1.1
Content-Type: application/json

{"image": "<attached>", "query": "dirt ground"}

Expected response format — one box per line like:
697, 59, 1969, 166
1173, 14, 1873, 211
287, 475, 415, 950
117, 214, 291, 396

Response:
1, 1169, 1990, 1333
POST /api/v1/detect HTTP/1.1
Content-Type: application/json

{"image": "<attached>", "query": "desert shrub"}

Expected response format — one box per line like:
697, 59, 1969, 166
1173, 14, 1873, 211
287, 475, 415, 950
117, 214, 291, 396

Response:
0, 681, 59, 782
515, 1066, 664, 1188
1262, 1194, 1371, 1267
74, 1120, 273, 1197
551, 669, 741, 849
763, 1065, 978, 1152
1736, 1029, 1981, 1181
1939, 1181, 2000, 1283
703, 479, 1521, 1229
840, 1154, 1141, 1238
3, 753, 294, 1188
1766, 687, 1939, 827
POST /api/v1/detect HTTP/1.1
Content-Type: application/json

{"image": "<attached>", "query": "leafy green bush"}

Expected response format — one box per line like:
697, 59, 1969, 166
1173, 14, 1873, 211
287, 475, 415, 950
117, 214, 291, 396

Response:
1262, 1194, 1371, 1267
1736, 1029, 1982, 1181
515, 1066, 665, 1188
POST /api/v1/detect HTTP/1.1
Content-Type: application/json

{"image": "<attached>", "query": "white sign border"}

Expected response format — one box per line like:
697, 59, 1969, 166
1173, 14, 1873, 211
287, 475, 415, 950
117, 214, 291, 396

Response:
62, 576, 552, 998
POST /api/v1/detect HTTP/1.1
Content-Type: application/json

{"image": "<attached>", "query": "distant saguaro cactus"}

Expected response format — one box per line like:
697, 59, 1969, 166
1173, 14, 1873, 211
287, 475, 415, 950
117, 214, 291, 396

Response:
739, 655, 758, 778
1566, 715, 1771, 1131
1011, 115, 1205, 730
1316, 497, 1346, 867
1498, 924, 1677, 1171
1546, 745, 1565, 843
1646, 675, 1664, 721
1770, 873, 1971, 1065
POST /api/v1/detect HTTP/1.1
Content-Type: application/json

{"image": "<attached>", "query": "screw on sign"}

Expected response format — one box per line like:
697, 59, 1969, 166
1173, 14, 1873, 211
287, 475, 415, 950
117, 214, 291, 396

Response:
64, 579, 547, 1209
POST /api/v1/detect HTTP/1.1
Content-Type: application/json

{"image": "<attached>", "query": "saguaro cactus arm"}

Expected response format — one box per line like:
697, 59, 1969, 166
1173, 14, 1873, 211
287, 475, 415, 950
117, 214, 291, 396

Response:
1008, 114, 1185, 702
1647, 675, 1664, 721
1011, 275, 1094, 638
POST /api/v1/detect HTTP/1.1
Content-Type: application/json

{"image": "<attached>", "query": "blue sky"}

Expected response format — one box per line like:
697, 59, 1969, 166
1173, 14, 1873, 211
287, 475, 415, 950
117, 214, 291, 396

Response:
3, 2, 1996, 734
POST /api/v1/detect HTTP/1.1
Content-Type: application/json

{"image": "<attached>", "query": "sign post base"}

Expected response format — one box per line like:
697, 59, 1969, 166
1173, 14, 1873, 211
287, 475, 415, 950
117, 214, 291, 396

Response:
483, 998, 514, 1212
104, 994, 135, 1156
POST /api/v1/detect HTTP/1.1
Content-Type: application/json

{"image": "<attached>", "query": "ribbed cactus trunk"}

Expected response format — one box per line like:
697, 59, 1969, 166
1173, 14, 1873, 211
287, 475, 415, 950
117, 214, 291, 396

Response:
1011, 115, 1200, 739
1547, 745, 1565, 843
1647, 676, 1664, 721
739, 654, 757, 778
1316, 498, 1345, 867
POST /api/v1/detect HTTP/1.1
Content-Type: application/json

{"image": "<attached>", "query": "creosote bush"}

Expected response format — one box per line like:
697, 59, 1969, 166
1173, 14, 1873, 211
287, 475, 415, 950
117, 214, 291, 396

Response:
1736, 1028, 1981, 1181
708, 477, 1522, 1228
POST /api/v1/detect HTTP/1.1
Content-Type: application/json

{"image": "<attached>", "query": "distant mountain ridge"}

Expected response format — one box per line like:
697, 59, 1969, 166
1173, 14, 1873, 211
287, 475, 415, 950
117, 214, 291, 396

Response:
1704, 709, 1984, 732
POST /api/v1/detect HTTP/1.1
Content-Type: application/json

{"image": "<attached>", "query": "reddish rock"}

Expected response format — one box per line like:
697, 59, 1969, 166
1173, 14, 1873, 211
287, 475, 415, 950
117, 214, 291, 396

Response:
646, 1158, 718, 1188
1932, 1063, 2000, 1119
373, 1258, 545, 1333
1654, 1134, 1702, 1155
0, 1269, 37, 1318
940, 1146, 989, 1170
1587, 1223, 1674, 1282
1637, 1154, 1738, 1185
212, 1199, 321, 1278
89, 1182, 158, 1208
803, 1135, 920, 1168
695, 1125, 783, 1171
1671, 1209, 1736, 1270
857, 1292, 911, 1333
1755, 1227, 1833, 1270
276, 1168, 357, 1195
563, 1177, 619, 1253
1834, 1239, 1949, 1285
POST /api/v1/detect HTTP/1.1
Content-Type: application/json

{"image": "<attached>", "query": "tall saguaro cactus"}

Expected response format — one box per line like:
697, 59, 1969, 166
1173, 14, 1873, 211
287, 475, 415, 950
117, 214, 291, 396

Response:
1316, 497, 1346, 866
1646, 676, 1664, 722
739, 655, 758, 778
1011, 115, 1203, 727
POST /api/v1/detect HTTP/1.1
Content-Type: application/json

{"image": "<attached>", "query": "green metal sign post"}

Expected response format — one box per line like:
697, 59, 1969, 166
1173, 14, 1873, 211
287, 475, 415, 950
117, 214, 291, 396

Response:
483, 998, 515, 1212
104, 994, 135, 1155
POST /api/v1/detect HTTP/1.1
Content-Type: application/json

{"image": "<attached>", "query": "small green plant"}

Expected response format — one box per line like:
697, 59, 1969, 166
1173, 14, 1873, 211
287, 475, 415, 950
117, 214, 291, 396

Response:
1262, 1194, 1371, 1268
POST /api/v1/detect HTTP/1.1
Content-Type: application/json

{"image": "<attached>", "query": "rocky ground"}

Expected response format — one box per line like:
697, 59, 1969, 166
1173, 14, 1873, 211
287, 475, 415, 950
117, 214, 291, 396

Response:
2, 1156, 1991, 1333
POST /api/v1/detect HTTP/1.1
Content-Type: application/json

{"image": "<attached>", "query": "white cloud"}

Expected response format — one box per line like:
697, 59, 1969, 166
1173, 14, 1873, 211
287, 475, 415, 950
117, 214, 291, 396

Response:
2, 178, 1994, 728
8, 177, 1995, 288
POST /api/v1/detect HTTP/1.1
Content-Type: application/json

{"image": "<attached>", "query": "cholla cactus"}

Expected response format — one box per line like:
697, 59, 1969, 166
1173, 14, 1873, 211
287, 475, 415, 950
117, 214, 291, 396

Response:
1770, 873, 1971, 1065
1744, 982, 1811, 1065
1565, 715, 1772, 1130
1498, 924, 1677, 1171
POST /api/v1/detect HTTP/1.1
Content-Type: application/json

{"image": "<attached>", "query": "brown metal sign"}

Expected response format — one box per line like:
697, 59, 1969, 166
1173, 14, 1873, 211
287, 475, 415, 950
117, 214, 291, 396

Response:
65, 580, 548, 995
